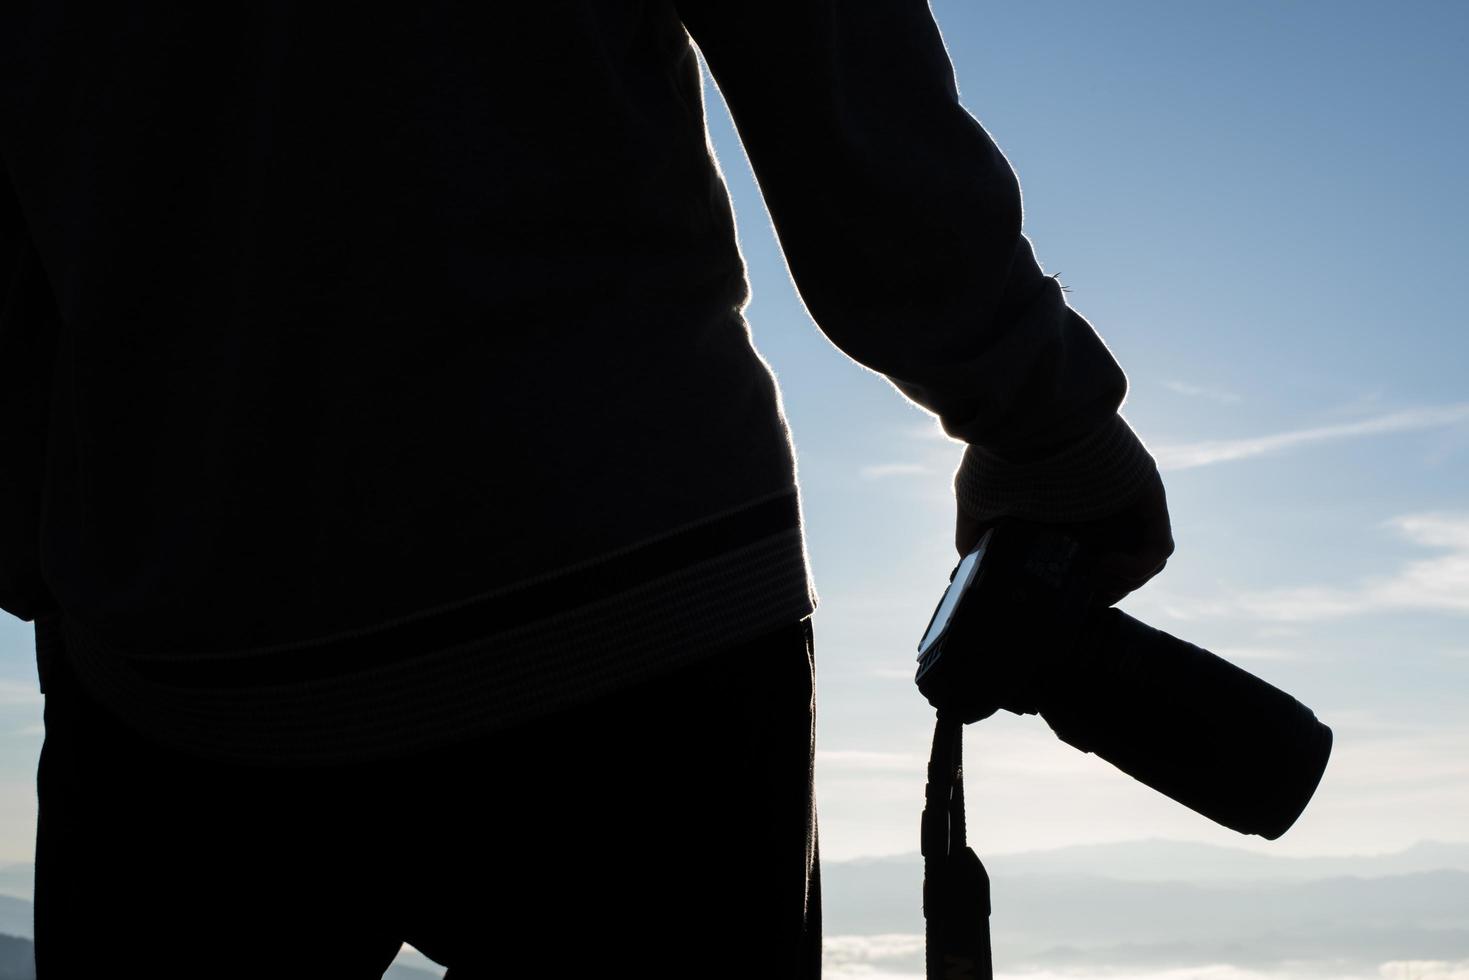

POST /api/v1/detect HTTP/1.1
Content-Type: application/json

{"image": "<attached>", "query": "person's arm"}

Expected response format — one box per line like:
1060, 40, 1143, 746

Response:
674, 0, 1157, 525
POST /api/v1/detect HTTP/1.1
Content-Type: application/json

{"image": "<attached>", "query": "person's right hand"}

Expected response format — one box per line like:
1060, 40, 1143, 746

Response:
955, 466, 1175, 608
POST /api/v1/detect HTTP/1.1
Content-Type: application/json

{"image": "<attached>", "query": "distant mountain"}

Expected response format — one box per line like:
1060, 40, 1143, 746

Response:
0, 934, 29, 980
0, 901, 26, 943
832, 837, 1469, 883
822, 857, 1469, 973
0, 867, 29, 905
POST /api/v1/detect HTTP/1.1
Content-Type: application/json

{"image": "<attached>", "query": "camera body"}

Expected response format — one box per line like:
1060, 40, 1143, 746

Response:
916, 518, 1103, 723
915, 517, 1333, 840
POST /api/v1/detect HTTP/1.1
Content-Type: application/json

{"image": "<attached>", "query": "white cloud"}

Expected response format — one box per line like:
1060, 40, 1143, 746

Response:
885, 401, 1467, 478
823, 933, 925, 978
1378, 961, 1469, 980
1162, 380, 1242, 404
0, 680, 41, 707
821, 943, 1469, 980
986, 966, 1469, 980
996, 968, 1307, 980
1152, 403, 1469, 470
1155, 511, 1469, 623
859, 462, 934, 480
1392, 512, 1469, 550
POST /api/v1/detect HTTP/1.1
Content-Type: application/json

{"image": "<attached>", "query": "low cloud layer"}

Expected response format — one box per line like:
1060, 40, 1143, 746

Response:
822, 954, 1469, 980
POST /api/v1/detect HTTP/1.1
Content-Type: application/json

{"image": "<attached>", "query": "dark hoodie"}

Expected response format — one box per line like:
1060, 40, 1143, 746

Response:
0, 0, 1155, 764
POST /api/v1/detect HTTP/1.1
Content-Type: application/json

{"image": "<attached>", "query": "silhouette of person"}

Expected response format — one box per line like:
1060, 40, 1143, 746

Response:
1, 2, 1172, 977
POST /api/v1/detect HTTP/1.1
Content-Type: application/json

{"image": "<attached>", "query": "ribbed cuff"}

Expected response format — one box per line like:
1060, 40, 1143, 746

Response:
954, 412, 1157, 525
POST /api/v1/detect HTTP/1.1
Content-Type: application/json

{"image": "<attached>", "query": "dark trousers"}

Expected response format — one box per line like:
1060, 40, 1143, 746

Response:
34, 616, 821, 978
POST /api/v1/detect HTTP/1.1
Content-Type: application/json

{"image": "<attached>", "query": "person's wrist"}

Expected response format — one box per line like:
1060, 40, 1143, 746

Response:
953, 413, 1157, 525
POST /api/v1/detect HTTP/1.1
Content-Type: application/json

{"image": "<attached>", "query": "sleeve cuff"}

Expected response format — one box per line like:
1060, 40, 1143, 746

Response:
953, 412, 1158, 525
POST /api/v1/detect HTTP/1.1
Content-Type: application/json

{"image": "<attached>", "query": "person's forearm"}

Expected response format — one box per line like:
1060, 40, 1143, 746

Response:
677, 0, 1156, 518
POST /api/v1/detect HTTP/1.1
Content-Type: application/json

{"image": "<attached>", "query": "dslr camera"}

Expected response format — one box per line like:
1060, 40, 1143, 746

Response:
915, 516, 1332, 839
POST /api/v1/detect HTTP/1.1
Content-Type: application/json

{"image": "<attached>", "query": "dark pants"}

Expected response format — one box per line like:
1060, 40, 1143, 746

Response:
34, 616, 821, 978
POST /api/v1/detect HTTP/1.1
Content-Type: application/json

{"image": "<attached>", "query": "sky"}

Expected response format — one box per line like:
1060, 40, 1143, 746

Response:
0, 0, 1466, 877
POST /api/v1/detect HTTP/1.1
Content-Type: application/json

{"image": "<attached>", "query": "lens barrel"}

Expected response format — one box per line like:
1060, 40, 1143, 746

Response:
1038, 607, 1333, 839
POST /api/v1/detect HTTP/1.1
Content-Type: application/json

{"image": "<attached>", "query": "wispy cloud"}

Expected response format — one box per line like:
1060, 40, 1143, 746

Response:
1163, 380, 1243, 404
859, 462, 933, 480
1153, 403, 1469, 470
1156, 511, 1469, 623
892, 401, 1467, 475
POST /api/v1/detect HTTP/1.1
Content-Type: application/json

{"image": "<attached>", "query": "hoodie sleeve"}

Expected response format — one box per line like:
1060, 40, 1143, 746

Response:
673, 0, 1158, 523
0, 158, 61, 624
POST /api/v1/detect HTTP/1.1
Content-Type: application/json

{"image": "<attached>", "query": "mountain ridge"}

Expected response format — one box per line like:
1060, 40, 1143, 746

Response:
830, 837, 1469, 882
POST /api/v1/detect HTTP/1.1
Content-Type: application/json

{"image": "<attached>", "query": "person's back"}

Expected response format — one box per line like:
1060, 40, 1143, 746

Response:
3, 3, 819, 761
2, 1, 1171, 976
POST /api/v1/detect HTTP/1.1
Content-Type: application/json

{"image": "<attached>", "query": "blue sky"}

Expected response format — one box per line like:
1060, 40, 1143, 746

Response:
0, 0, 1465, 871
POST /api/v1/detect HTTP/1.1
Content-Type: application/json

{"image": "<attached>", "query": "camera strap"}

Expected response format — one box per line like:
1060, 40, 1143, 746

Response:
921, 711, 994, 980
